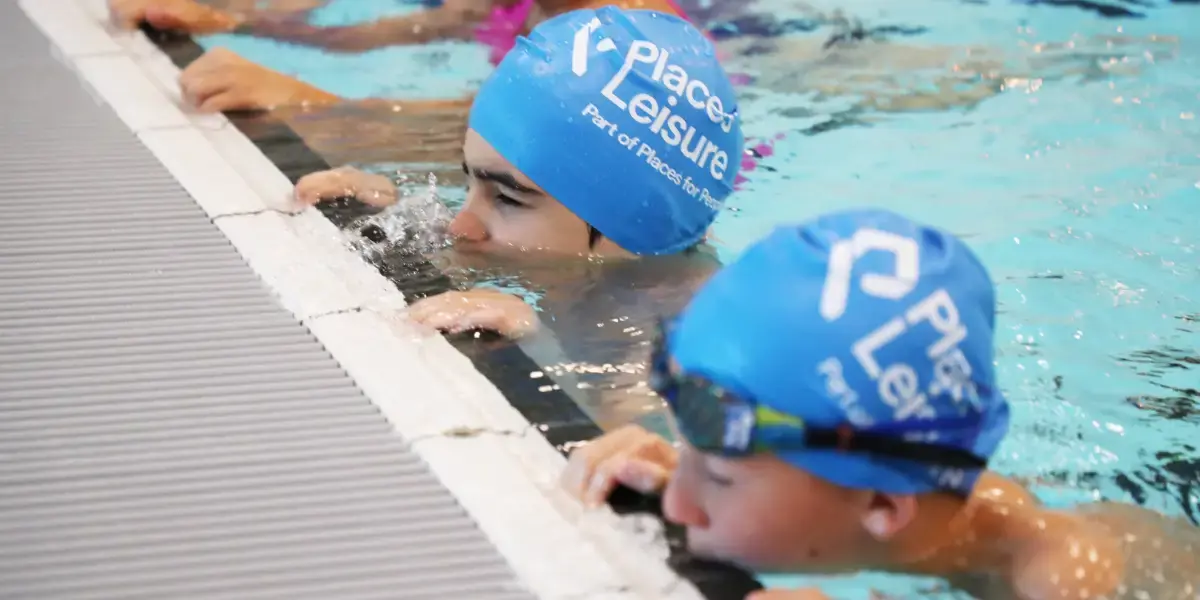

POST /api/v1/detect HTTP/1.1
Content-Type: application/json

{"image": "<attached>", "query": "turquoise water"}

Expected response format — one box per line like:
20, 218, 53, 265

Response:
197, 0, 1199, 595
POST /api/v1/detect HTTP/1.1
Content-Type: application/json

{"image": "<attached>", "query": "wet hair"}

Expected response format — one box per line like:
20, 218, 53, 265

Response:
588, 225, 604, 249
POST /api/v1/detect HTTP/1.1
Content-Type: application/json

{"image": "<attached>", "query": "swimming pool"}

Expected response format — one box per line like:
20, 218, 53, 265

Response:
195, 0, 1199, 595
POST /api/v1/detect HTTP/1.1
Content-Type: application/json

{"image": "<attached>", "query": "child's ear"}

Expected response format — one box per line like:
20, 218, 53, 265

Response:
861, 492, 918, 541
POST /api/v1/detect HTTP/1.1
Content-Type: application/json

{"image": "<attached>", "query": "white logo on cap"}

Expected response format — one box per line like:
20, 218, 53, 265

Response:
572, 17, 617, 76
571, 14, 738, 207
812, 226, 979, 430
819, 228, 920, 322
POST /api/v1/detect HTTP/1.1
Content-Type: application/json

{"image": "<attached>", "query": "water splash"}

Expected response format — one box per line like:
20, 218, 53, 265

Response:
344, 171, 454, 262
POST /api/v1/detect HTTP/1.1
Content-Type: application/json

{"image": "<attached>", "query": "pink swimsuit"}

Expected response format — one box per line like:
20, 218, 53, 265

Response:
473, 0, 532, 66
473, 0, 776, 188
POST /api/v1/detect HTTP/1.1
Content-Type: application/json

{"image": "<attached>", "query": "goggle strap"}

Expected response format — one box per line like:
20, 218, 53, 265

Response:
802, 428, 988, 470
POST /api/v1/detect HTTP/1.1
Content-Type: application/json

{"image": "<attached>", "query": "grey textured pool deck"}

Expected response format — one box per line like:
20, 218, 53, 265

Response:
0, 2, 533, 598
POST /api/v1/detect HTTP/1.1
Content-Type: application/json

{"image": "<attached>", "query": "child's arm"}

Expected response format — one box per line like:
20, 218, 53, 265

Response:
178, 48, 475, 113
110, 0, 241, 34
232, 0, 495, 53
1011, 533, 1123, 600
1007, 505, 1123, 600
112, 0, 495, 51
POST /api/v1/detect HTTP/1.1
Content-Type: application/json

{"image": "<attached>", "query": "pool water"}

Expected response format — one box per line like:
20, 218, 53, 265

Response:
196, 0, 1199, 595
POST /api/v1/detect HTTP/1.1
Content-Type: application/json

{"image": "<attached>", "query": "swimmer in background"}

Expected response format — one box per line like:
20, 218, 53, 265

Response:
108, 0, 1176, 190
559, 208, 1200, 600
107, 0, 687, 111
295, 7, 738, 427
108, 0, 1175, 117
109, 0, 690, 55
107, 0, 327, 28
109, 0, 749, 176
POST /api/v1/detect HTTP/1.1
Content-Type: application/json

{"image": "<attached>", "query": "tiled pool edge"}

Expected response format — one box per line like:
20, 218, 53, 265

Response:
14, 1, 717, 598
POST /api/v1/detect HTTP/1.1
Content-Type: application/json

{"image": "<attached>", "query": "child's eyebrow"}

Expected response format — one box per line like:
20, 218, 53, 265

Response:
462, 162, 542, 195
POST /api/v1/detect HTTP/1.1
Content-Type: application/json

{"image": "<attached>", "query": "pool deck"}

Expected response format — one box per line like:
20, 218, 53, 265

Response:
0, 0, 704, 597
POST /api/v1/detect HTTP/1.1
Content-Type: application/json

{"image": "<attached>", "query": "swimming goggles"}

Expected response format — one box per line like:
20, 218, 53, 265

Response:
648, 318, 989, 470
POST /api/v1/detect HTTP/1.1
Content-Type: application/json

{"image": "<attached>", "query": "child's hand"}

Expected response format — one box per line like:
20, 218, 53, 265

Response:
560, 424, 678, 507
294, 167, 397, 207
179, 48, 338, 112
109, 0, 240, 34
406, 289, 537, 339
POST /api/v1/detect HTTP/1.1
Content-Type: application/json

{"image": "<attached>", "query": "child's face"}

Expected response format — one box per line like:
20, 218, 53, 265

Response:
455, 130, 631, 258
662, 443, 881, 573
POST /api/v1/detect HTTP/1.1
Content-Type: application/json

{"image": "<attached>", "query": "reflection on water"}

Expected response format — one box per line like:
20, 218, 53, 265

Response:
521, 250, 719, 431
724, 30, 1178, 121
274, 100, 467, 168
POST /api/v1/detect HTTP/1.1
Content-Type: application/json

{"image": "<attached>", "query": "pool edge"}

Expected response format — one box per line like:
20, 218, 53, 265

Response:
14, 0, 721, 598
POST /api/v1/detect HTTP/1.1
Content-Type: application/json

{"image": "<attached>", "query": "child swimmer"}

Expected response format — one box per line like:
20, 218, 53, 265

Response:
561, 208, 1200, 600
296, 6, 742, 340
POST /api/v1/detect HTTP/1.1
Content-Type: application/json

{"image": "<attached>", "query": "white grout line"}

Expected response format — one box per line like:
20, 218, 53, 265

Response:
20, 1, 706, 599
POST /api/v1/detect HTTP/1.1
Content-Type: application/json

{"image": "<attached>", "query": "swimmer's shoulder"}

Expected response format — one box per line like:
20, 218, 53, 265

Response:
1009, 518, 1125, 600
1070, 502, 1200, 599
964, 474, 1199, 599
967, 471, 1043, 527
962, 473, 1122, 600
1021, 502, 1200, 600
972, 471, 1040, 506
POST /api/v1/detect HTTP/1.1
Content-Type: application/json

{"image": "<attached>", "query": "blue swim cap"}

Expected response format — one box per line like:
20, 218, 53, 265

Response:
468, 7, 743, 256
668, 208, 1010, 495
